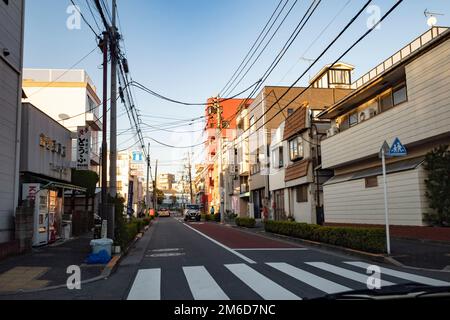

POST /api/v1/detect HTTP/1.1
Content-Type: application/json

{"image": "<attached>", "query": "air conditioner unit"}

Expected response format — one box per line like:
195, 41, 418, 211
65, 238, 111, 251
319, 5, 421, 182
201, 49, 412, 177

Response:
327, 126, 340, 138
359, 108, 378, 122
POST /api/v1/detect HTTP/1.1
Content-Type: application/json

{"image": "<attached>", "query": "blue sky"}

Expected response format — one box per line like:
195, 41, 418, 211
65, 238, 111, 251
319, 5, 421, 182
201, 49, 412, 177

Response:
24, 0, 450, 176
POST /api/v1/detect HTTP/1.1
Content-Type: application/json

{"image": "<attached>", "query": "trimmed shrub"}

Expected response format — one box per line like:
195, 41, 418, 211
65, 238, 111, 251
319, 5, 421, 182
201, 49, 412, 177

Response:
264, 220, 386, 254
235, 217, 256, 228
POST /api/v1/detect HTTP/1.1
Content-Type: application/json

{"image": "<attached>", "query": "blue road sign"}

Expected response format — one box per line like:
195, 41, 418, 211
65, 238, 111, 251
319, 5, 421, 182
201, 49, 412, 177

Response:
389, 138, 407, 156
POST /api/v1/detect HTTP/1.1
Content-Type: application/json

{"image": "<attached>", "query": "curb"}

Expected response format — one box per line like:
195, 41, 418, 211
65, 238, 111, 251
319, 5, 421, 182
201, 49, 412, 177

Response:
230, 224, 450, 273
0, 225, 152, 297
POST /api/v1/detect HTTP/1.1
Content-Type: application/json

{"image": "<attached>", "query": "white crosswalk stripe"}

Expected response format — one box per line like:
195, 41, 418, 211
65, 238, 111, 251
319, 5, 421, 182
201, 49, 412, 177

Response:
267, 262, 351, 294
127, 268, 161, 300
183, 266, 229, 300
345, 261, 450, 287
225, 263, 301, 300
126, 262, 449, 300
306, 262, 396, 287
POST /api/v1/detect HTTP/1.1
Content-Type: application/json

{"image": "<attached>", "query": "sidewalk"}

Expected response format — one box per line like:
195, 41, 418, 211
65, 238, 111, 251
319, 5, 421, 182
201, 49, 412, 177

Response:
223, 221, 450, 271
0, 233, 104, 294
390, 238, 450, 270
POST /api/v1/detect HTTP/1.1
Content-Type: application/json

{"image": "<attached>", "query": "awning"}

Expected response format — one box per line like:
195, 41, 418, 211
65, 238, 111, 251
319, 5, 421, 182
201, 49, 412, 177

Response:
324, 156, 425, 186
25, 174, 86, 193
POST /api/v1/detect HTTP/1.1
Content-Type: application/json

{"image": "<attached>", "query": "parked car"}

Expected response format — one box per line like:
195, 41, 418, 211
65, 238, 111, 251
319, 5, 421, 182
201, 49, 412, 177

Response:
158, 208, 170, 217
184, 204, 201, 222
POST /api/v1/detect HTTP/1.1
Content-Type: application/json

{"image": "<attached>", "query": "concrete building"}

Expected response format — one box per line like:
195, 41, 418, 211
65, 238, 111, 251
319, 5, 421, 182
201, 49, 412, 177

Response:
158, 173, 175, 191
0, 0, 25, 246
22, 69, 102, 169
203, 98, 253, 215
318, 27, 450, 227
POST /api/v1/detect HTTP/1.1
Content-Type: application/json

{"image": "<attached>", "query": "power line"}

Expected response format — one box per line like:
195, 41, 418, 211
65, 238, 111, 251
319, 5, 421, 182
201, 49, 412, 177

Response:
130, 78, 262, 107
25, 46, 99, 98
223, 0, 299, 97
70, 0, 101, 38
278, 0, 352, 83
219, 0, 285, 96
84, 0, 102, 33
243, 0, 404, 146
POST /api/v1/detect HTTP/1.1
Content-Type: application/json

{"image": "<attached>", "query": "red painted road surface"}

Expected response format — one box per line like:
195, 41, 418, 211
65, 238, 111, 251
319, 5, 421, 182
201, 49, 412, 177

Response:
188, 222, 302, 249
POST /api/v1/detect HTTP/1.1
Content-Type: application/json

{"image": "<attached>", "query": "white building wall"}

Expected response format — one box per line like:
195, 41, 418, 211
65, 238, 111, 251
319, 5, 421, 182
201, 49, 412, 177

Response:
322, 38, 450, 169
323, 168, 426, 226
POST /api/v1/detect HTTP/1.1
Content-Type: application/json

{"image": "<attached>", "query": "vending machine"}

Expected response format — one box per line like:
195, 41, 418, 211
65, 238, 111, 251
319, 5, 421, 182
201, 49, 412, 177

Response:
23, 184, 50, 246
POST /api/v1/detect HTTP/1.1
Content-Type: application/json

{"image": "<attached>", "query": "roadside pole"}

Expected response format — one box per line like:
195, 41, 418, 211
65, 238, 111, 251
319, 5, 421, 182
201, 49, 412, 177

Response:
146, 143, 151, 211
381, 146, 391, 255
380, 138, 407, 256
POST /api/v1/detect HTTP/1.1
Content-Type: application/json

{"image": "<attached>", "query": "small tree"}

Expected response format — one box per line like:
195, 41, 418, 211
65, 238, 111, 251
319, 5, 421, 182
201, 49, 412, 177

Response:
423, 145, 450, 226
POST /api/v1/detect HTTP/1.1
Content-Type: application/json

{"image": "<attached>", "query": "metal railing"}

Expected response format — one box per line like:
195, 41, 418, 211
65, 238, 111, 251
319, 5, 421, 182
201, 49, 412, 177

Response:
352, 27, 449, 90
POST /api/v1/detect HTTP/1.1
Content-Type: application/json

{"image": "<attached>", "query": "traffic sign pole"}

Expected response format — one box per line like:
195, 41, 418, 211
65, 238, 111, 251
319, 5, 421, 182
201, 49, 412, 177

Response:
381, 147, 391, 255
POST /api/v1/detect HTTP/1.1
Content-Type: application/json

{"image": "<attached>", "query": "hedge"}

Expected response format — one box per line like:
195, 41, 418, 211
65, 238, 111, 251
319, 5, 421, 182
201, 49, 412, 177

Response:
235, 217, 256, 228
203, 214, 220, 222
264, 220, 386, 253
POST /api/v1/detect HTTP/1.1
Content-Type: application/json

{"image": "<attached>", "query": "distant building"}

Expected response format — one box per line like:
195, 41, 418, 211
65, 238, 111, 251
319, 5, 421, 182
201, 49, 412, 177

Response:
158, 173, 175, 191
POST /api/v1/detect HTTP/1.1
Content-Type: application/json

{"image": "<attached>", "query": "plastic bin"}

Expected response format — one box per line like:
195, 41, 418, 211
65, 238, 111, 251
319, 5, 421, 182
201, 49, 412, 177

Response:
90, 238, 113, 257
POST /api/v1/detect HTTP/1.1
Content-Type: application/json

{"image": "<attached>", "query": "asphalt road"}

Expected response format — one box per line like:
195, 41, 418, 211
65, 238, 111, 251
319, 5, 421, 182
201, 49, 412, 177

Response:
3, 217, 450, 300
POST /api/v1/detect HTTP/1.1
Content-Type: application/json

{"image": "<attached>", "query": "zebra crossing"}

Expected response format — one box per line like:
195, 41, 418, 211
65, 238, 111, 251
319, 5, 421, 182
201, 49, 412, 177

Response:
126, 261, 450, 300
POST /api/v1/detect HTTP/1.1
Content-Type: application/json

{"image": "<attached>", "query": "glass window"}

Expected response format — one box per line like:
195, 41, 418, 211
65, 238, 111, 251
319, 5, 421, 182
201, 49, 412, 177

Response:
289, 137, 303, 161
393, 85, 407, 105
296, 185, 308, 203
349, 112, 358, 127
380, 91, 393, 112
279, 146, 284, 167
287, 108, 294, 116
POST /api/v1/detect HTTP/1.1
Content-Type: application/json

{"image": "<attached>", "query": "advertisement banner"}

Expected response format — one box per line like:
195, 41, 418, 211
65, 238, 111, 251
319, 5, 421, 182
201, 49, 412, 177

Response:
77, 126, 91, 170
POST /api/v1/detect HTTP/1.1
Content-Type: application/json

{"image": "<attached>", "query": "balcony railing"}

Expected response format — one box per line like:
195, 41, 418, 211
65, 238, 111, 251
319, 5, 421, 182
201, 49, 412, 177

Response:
240, 184, 249, 194
352, 27, 448, 90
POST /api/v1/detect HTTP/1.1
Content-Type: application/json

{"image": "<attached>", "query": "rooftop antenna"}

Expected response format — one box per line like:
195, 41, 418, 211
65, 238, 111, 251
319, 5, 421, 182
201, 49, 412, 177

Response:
424, 9, 444, 27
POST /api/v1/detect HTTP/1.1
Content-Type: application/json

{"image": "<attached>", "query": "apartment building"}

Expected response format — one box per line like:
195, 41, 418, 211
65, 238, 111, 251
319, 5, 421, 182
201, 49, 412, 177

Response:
318, 27, 450, 227
246, 80, 353, 220
158, 173, 175, 191
22, 69, 102, 169
0, 0, 25, 246
203, 98, 252, 214
266, 79, 353, 223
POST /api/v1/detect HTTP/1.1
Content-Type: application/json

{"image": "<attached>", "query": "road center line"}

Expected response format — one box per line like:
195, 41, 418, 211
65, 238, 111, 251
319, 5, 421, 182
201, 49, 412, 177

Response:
183, 223, 256, 264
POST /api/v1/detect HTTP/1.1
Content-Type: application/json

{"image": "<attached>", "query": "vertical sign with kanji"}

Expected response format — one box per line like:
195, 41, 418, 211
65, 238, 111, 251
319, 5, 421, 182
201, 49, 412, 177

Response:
77, 126, 91, 170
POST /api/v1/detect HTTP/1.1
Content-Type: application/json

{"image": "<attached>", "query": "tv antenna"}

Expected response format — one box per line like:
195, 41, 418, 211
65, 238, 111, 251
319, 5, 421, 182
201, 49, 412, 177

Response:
424, 9, 444, 27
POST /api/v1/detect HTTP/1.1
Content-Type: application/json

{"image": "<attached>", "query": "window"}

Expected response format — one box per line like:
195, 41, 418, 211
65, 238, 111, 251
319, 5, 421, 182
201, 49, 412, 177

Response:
289, 136, 303, 161
287, 108, 294, 116
349, 112, 358, 127
393, 84, 407, 105
365, 176, 378, 188
380, 91, 394, 112
296, 185, 308, 203
329, 69, 350, 85
279, 146, 284, 168
272, 147, 284, 169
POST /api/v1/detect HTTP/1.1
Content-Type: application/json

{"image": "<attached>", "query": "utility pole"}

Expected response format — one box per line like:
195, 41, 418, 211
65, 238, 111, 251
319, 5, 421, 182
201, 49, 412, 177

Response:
215, 97, 224, 223
146, 143, 151, 210
188, 152, 194, 204
109, 0, 118, 198
100, 31, 108, 218
153, 160, 158, 213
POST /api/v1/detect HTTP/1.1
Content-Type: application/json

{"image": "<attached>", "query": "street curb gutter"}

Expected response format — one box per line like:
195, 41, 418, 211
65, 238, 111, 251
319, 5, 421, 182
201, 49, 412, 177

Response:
0, 224, 152, 297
